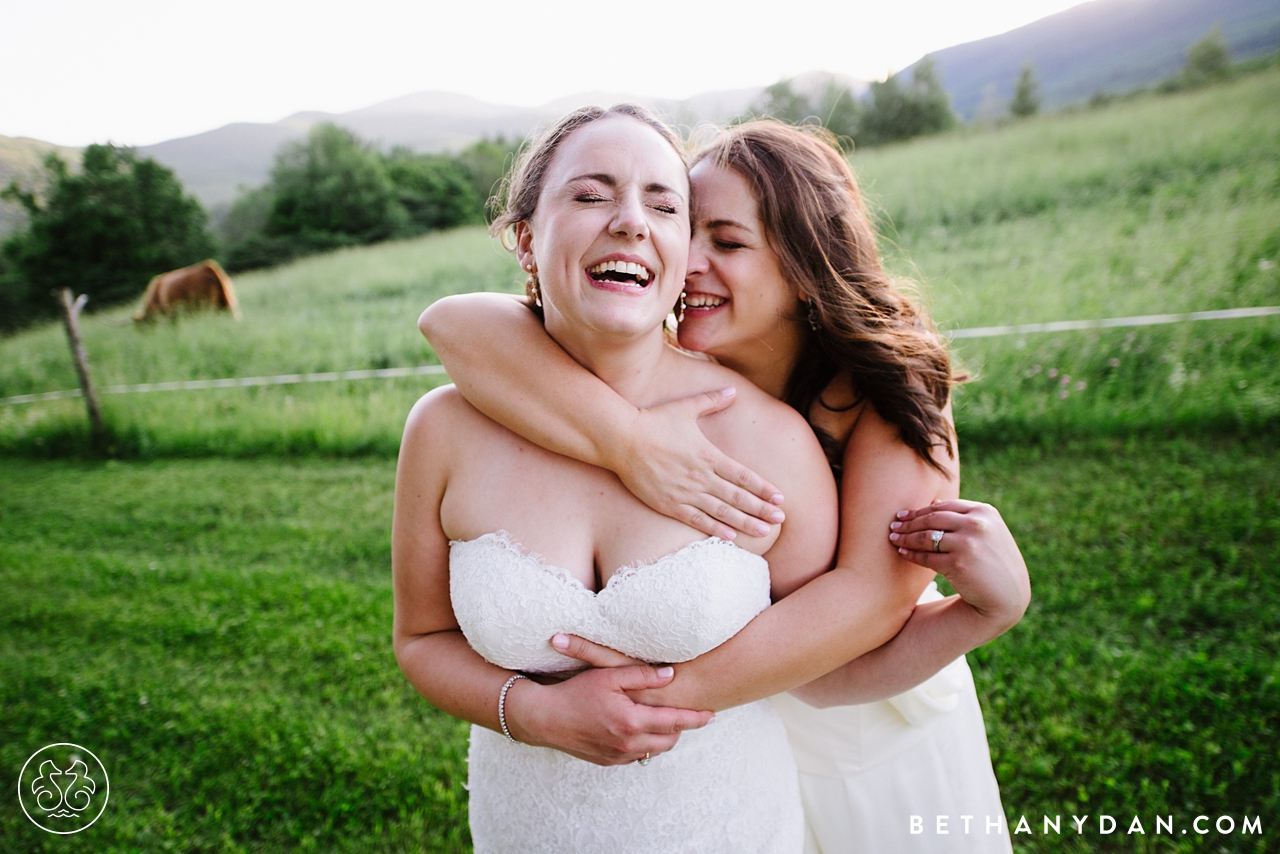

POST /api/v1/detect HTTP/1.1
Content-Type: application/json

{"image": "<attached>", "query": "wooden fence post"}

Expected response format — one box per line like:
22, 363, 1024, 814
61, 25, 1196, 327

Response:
54, 288, 105, 444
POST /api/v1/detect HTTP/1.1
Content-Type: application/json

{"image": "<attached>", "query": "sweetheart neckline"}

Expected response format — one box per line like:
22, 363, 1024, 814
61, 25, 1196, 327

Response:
449, 531, 763, 597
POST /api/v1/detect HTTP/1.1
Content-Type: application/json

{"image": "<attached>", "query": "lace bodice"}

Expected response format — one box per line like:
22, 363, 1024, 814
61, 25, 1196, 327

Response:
449, 532, 772, 672
450, 531, 802, 853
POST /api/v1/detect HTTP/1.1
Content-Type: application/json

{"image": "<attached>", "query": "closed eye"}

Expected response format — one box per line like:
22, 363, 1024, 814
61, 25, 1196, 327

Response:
715, 240, 745, 250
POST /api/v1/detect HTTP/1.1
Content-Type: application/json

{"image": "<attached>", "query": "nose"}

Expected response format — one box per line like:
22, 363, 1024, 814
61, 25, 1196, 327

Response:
610, 193, 649, 240
686, 233, 710, 278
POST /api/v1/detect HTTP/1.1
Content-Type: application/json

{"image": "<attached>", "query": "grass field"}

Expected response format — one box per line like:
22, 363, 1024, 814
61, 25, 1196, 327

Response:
2, 438, 1274, 852
2, 68, 1278, 852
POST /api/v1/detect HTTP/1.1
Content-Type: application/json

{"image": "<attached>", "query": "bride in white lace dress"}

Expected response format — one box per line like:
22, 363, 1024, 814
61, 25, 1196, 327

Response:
392, 106, 840, 852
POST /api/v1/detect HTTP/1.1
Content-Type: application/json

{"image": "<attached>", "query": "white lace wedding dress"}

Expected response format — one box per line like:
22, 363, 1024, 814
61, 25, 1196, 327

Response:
450, 533, 804, 854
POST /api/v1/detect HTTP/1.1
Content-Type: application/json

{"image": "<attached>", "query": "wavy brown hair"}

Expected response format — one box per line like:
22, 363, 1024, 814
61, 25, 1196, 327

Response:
693, 120, 962, 473
490, 104, 687, 310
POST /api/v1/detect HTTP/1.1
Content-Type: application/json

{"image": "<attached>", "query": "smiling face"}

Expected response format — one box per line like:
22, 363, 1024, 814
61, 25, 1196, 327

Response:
678, 160, 807, 392
515, 116, 690, 348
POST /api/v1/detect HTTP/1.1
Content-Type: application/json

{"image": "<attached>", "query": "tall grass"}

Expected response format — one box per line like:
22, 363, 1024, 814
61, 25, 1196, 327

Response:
1, 70, 1277, 458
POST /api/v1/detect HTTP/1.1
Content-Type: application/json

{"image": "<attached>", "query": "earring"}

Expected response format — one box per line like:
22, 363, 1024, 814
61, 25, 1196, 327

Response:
525, 263, 541, 308
676, 291, 687, 323
807, 299, 820, 331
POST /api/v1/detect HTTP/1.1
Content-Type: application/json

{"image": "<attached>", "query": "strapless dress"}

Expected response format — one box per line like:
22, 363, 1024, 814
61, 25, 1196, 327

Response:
450, 532, 803, 854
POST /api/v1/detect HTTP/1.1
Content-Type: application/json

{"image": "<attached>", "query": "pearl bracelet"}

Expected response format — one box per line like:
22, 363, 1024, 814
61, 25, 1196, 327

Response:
498, 674, 529, 743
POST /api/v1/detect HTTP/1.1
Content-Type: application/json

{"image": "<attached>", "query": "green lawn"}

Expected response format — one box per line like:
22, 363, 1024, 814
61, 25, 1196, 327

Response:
2, 68, 1279, 852
1, 437, 1274, 852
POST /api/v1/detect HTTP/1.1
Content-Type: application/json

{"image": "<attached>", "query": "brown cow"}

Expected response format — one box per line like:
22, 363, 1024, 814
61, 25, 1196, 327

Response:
134, 259, 242, 321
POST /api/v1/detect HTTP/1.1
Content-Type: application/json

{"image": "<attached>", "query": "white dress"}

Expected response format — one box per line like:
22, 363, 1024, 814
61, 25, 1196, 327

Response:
450, 533, 804, 854
770, 583, 1013, 854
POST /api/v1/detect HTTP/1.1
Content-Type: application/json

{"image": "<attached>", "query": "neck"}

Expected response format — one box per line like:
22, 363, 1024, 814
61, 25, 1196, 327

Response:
712, 321, 807, 401
545, 320, 674, 407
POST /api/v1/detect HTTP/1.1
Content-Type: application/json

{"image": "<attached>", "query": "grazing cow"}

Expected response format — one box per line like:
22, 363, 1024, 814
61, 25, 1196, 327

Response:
134, 260, 241, 321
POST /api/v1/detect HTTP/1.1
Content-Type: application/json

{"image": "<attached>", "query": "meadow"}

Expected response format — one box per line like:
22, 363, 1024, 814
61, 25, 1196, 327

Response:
2, 68, 1278, 852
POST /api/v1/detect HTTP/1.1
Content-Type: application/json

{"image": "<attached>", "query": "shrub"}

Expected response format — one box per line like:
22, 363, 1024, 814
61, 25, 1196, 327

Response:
0, 145, 214, 332
858, 57, 956, 146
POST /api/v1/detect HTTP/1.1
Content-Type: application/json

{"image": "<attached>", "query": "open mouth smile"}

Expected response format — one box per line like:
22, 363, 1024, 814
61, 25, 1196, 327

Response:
683, 293, 727, 311
587, 260, 652, 289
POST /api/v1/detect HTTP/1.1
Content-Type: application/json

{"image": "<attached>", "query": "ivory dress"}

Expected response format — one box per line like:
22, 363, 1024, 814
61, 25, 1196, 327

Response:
770, 583, 1013, 854
450, 533, 804, 854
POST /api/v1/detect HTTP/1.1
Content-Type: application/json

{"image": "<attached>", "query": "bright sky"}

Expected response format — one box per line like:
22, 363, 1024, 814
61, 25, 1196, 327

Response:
3, 0, 1088, 147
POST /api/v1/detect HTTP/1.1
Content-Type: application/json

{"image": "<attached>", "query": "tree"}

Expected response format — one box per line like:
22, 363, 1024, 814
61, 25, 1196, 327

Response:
858, 57, 956, 147
1010, 64, 1041, 118
265, 123, 407, 245
815, 80, 862, 145
455, 137, 522, 217
1, 145, 214, 331
384, 149, 481, 233
1184, 26, 1231, 83
757, 79, 814, 125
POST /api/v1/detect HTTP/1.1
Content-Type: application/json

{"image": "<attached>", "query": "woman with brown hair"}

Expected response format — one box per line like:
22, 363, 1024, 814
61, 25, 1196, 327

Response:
419, 118, 1029, 851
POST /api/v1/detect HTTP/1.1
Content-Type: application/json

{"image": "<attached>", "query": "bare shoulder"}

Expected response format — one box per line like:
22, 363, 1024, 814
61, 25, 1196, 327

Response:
400, 383, 497, 459
844, 397, 959, 487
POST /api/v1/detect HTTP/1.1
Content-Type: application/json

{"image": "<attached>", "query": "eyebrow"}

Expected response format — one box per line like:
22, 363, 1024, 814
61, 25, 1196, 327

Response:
704, 217, 753, 231
567, 173, 685, 198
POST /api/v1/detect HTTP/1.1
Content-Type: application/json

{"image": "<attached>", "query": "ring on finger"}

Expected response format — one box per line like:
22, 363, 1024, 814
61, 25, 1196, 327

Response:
931, 530, 945, 553
638, 752, 651, 766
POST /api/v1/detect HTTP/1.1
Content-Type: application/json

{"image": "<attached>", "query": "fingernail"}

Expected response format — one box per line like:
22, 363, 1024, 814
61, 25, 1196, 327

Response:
771, 494, 785, 505
723, 529, 737, 540
721, 386, 736, 397
707, 713, 716, 724
551, 633, 569, 650
770, 511, 785, 523
890, 520, 902, 530
755, 523, 770, 537
657, 666, 674, 678
898, 547, 909, 556
889, 532, 900, 542
896, 509, 910, 519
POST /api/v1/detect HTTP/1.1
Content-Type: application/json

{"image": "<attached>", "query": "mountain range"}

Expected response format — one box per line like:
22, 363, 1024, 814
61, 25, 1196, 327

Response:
912, 0, 1280, 119
3, 0, 1277, 224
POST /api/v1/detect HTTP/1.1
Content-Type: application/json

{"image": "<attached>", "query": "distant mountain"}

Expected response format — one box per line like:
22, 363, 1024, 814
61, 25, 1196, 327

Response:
138, 83, 785, 208
0, 135, 81, 239
911, 0, 1280, 119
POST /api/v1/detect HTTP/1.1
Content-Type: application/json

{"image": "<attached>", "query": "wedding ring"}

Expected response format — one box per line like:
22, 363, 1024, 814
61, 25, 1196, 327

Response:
931, 530, 945, 553
638, 753, 651, 766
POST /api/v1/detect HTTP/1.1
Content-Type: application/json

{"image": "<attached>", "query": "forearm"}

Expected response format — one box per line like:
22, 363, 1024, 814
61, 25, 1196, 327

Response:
788, 594, 992, 708
633, 565, 918, 711
395, 630, 514, 733
419, 293, 635, 469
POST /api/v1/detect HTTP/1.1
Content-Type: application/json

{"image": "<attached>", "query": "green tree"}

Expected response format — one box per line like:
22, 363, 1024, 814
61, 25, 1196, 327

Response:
384, 149, 480, 233
858, 57, 956, 147
1010, 63, 1041, 118
757, 79, 814, 124
815, 81, 862, 145
1, 144, 214, 331
455, 137, 521, 217
266, 123, 407, 245
1184, 26, 1231, 83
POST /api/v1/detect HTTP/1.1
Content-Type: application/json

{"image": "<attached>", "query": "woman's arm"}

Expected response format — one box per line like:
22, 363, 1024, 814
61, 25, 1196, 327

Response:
785, 499, 1031, 705
392, 390, 714, 766
419, 293, 784, 539
622, 405, 942, 711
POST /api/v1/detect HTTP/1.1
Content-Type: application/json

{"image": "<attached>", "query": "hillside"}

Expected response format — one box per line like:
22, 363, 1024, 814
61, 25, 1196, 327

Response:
913, 0, 1280, 118
0, 135, 81, 239
1, 68, 1276, 454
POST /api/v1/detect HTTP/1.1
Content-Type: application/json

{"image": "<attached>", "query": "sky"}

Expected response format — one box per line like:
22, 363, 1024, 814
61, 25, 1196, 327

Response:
3, 0, 1089, 147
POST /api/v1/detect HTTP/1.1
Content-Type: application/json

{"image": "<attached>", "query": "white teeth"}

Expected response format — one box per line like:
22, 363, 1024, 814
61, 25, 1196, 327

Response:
684, 294, 726, 308
588, 260, 652, 282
